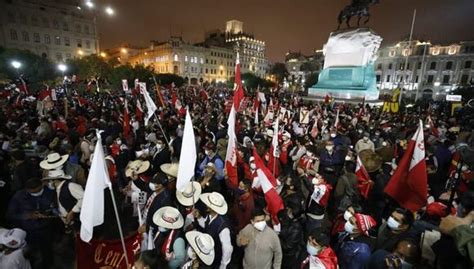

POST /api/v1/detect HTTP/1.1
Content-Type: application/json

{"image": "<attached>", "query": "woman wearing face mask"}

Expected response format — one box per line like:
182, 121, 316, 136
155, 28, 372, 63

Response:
151, 206, 186, 269
300, 229, 338, 269
336, 213, 377, 269
236, 207, 283, 269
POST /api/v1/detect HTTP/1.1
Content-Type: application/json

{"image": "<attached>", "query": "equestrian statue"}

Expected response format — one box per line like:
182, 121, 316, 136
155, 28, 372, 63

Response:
337, 0, 380, 30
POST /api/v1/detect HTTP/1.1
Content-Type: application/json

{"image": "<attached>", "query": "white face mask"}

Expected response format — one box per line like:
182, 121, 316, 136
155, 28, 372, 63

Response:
204, 150, 210, 156
187, 246, 197, 260
158, 226, 169, 233
306, 152, 313, 157
387, 216, 401, 230
149, 183, 157, 191
253, 220, 267, 231
156, 144, 163, 150
47, 181, 55, 190
345, 155, 351, 161
326, 146, 334, 151
344, 210, 353, 221
30, 189, 44, 197
344, 221, 356, 234
250, 163, 256, 170
116, 140, 122, 145
462, 165, 469, 172
330, 133, 336, 138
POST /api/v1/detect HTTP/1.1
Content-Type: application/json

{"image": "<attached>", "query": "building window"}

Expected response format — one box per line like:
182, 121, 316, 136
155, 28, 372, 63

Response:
429, 62, 437, 70
174, 54, 178, 61
42, 18, 49, 28
427, 75, 434, 83
33, 33, 40, 43
376, 75, 381, 82
415, 76, 419, 83
461, 74, 469, 84
56, 53, 62, 62
63, 22, 69, 31
10, 29, 18, 40
53, 19, 59, 29
386, 75, 391, 82
465, 61, 472, 69
31, 16, 38, 26
19, 13, 27, 24
417, 62, 422, 69
55, 36, 60, 45
45, 34, 50, 44
185, 56, 188, 62
77, 39, 82, 47
7, 12, 15, 23
75, 24, 81, 33
64, 37, 70, 46
442, 75, 450, 84
446, 61, 453, 70
22, 31, 29, 42
85, 40, 90, 49
388, 63, 392, 70
377, 64, 382, 70
84, 25, 90, 34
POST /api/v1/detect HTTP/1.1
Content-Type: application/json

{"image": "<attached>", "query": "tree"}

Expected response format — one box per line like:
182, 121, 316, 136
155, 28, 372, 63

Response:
270, 63, 289, 83
227, 72, 275, 91
300, 61, 318, 74
304, 72, 319, 89
452, 86, 474, 101
0, 47, 56, 89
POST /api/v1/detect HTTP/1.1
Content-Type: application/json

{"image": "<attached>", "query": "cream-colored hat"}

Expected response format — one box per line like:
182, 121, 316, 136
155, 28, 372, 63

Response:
186, 231, 215, 266
40, 152, 69, 170
152, 206, 184, 230
200, 192, 228, 215
176, 181, 202, 207
161, 163, 179, 178
125, 160, 150, 178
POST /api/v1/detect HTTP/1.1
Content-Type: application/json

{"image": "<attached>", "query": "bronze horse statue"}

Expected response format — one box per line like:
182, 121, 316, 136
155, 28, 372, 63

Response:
337, 0, 380, 30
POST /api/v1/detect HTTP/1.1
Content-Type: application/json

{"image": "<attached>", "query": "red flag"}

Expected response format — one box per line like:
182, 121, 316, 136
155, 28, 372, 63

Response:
355, 155, 373, 199
384, 120, 428, 212
233, 57, 245, 110
123, 100, 130, 138
253, 148, 283, 223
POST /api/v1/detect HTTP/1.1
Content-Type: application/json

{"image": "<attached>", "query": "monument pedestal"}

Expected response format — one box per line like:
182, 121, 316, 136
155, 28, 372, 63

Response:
309, 28, 382, 101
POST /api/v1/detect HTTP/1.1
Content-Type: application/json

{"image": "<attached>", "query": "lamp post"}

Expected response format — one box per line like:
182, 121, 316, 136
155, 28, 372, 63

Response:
57, 64, 68, 96
11, 60, 22, 78
83, 1, 115, 54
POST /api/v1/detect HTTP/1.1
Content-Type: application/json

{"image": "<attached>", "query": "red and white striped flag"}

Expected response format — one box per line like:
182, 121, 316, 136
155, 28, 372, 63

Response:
253, 148, 284, 223
233, 54, 245, 110
225, 105, 239, 188
385, 120, 428, 212
355, 155, 373, 199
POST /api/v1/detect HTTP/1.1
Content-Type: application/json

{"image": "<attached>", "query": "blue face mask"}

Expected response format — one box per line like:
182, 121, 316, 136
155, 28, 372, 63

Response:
236, 188, 246, 196
306, 242, 321, 256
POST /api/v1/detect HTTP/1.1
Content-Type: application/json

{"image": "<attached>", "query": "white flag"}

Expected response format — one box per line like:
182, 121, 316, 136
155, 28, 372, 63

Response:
176, 109, 197, 192
254, 107, 259, 125
272, 116, 279, 157
80, 132, 112, 242
122, 79, 129, 92
139, 82, 157, 126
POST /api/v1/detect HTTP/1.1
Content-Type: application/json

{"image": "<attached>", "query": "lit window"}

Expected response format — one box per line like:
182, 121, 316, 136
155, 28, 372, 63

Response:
185, 56, 188, 62
389, 50, 396, 57
174, 54, 178, 61
402, 48, 411, 56
430, 47, 440, 55
448, 47, 458, 55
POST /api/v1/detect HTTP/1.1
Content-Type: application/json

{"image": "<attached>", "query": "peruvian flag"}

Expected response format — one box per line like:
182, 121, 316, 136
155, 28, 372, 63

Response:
233, 55, 245, 110
225, 105, 239, 188
385, 120, 428, 212
136, 99, 144, 122
123, 100, 130, 138
355, 155, 373, 199
253, 148, 284, 223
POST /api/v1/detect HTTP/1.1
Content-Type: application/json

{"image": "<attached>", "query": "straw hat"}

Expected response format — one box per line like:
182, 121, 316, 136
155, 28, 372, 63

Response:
200, 192, 228, 215
161, 163, 179, 178
125, 160, 150, 178
177, 181, 202, 207
186, 231, 215, 266
41, 169, 72, 181
40, 152, 69, 170
152, 206, 184, 230
0, 228, 27, 249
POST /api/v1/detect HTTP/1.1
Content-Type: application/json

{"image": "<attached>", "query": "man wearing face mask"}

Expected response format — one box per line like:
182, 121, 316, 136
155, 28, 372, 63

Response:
6, 178, 56, 269
151, 136, 171, 175
301, 229, 338, 269
355, 132, 375, 154
278, 204, 305, 269
319, 141, 344, 186
137, 174, 172, 238
375, 208, 415, 252
336, 213, 376, 269
198, 142, 224, 181
237, 207, 282, 269
232, 179, 255, 232
305, 174, 332, 233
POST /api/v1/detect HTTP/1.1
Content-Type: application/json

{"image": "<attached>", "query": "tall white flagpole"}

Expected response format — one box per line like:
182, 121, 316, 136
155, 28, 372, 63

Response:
399, 9, 417, 105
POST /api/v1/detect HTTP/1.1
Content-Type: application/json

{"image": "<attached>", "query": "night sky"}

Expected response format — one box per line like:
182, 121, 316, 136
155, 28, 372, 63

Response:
98, 0, 474, 62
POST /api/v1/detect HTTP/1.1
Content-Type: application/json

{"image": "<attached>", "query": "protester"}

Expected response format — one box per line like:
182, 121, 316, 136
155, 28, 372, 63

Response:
0, 228, 32, 269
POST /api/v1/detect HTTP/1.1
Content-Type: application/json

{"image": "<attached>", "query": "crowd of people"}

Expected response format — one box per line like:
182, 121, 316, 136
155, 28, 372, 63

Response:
0, 79, 473, 269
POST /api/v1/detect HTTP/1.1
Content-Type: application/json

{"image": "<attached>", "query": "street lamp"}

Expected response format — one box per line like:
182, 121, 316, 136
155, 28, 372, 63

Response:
11, 60, 22, 69
85, 1, 94, 8
57, 64, 67, 73
105, 6, 114, 16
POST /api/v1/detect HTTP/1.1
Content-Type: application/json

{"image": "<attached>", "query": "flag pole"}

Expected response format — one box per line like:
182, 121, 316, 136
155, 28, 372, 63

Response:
108, 185, 130, 267
152, 111, 170, 145
399, 9, 417, 105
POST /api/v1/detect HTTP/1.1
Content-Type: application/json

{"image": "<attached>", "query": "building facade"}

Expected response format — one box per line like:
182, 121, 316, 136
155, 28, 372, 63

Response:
0, 0, 98, 62
224, 20, 267, 78
375, 40, 474, 99
127, 37, 235, 84
284, 50, 324, 85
